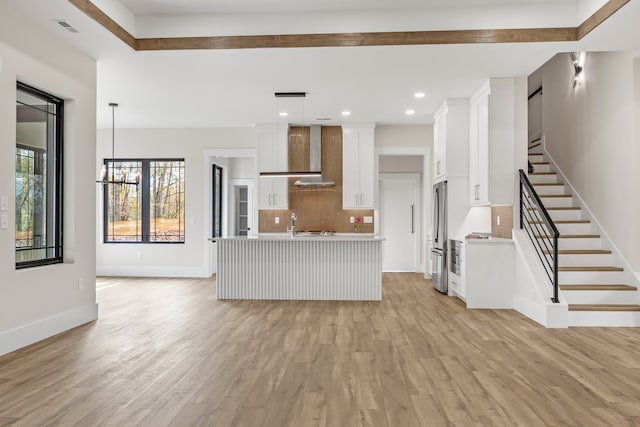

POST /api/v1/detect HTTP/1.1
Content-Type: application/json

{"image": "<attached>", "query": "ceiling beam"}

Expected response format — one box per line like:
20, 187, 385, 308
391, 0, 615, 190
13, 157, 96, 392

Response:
577, 0, 630, 40
67, 0, 136, 49
135, 28, 578, 51
68, 0, 629, 51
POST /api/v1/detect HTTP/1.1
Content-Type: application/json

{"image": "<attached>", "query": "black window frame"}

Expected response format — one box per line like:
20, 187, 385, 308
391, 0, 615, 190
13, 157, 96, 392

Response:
212, 164, 223, 239
15, 82, 64, 269
102, 158, 185, 244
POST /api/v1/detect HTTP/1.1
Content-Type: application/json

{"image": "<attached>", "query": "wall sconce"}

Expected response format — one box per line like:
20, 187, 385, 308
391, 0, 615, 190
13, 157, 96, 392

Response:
572, 52, 586, 89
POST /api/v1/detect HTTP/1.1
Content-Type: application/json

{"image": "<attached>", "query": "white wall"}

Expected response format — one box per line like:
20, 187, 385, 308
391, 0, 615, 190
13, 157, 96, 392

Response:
376, 125, 433, 148
0, 3, 97, 355
379, 155, 424, 173
540, 51, 640, 272
96, 128, 256, 277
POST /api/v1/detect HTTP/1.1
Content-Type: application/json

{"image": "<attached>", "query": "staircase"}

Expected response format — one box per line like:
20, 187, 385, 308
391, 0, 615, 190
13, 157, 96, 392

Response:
527, 143, 640, 326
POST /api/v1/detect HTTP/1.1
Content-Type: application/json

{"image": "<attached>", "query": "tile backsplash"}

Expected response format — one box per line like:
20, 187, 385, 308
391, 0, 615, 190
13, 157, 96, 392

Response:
491, 205, 513, 239
259, 126, 374, 233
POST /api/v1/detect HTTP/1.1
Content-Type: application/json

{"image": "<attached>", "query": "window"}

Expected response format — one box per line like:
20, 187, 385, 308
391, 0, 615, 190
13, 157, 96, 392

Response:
15, 83, 63, 268
103, 159, 185, 243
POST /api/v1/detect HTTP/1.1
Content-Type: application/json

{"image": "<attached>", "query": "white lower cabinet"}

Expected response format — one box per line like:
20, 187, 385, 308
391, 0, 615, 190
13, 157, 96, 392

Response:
463, 239, 514, 309
449, 272, 464, 299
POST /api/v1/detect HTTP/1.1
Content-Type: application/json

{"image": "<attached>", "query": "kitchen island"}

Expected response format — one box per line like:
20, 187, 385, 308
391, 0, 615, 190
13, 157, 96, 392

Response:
217, 234, 383, 300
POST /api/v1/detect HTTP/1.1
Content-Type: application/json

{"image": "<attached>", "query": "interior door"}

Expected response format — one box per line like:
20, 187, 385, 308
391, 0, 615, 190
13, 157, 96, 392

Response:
380, 177, 418, 272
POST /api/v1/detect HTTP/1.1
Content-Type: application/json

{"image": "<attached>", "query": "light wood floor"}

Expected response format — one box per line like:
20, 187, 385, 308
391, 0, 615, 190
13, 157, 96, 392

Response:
2, 273, 640, 426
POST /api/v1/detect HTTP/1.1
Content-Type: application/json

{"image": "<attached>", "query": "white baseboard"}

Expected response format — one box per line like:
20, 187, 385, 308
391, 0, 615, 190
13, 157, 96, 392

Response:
0, 303, 98, 357
96, 266, 210, 278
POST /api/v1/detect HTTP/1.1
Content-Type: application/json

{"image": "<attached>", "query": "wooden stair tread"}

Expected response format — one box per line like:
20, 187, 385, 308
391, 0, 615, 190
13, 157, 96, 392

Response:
538, 194, 572, 198
531, 220, 589, 224
528, 152, 543, 156
527, 207, 581, 211
530, 162, 549, 165
529, 172, 556, 175
544, 249, 611, 255
528, 142, 542, 149
558, 266, 624, 272
569, 304, 640, 312
536, 234, 600, 239
561, 284, 636, 291
532, 183, 564, 186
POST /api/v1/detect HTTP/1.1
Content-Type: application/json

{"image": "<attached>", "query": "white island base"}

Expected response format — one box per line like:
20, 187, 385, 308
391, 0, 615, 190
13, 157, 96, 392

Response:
217, 236, 382, 300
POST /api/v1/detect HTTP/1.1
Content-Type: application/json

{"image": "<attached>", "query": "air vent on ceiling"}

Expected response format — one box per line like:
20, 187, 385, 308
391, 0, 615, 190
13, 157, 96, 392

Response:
57, 20, 79, 33
316, 118, 332, 121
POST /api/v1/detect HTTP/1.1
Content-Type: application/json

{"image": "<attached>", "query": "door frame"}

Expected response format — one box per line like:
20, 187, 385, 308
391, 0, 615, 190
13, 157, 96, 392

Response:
229, 179, 254, 238
202, 148, 257, 276
375, 146, 430, 276
379, 173, 421, 272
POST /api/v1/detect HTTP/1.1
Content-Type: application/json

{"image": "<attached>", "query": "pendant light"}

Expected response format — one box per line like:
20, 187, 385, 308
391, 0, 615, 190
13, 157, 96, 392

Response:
97, 102, 140, 185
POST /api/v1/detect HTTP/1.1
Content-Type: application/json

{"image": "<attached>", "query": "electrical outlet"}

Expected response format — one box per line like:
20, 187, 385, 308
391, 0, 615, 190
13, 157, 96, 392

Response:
350, 216, 355, 224
497, 216, 501, 226
275, 217, 280, 224
0, 214, 7, 230
0, 196, 8, 212
78, 278, 84, 290
364, 216, 373, 224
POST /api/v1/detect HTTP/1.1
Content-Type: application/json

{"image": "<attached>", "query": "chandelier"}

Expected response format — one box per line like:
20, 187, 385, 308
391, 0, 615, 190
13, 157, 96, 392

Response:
97, 103, 140, 185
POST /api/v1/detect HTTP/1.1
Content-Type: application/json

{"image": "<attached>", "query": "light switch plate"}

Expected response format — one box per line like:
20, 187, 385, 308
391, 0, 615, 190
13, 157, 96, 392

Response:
0, 196, 8, 212
0, 214, 8, 230
275, 217, 280, 224
350, 216, 355, 224
364, 216, 373, 223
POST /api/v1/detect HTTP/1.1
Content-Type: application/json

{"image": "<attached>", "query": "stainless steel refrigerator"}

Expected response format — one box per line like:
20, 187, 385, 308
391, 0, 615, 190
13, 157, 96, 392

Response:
431, 181, 447, 293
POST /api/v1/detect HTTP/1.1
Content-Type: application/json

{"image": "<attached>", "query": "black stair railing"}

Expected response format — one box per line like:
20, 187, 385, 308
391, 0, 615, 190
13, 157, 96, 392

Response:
519, 169, 560, 303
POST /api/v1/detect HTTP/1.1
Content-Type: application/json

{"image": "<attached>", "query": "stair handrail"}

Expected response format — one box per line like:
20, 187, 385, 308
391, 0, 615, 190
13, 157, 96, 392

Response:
519, 169, 560, 303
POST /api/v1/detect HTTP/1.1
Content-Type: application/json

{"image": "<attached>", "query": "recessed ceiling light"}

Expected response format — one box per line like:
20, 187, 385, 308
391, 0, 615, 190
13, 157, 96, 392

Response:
414, 92, 426, 98
279, 112, 288, 117
341, 111, 351, 116
405, 110, 415, 115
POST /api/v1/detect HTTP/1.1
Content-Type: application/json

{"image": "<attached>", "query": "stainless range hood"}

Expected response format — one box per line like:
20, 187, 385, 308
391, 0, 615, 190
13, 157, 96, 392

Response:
294, 125, 335, 187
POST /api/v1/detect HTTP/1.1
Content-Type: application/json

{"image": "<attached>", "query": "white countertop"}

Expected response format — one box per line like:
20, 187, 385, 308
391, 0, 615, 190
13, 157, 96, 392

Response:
220, 233, 384, 242
463, 237, 513, 244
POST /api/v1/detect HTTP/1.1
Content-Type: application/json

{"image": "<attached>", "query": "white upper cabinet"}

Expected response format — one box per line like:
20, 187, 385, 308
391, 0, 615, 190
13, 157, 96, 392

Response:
342, 126, 375, 209
257, 124, 288, 210
432, 99, 469, 183
469, 86, 490, 205
468, 78, 516, 206
433, 105, 447, 181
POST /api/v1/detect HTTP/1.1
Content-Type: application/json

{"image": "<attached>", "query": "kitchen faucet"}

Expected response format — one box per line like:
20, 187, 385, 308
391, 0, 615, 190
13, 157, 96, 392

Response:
288, 212, 297, 236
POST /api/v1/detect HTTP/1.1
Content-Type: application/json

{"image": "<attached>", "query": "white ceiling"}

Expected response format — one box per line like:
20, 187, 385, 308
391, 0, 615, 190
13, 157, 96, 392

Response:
5, 0, 640, 129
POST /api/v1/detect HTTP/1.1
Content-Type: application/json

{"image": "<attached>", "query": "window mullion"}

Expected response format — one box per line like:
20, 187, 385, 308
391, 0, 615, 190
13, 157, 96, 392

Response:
142, 160, 151, 242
